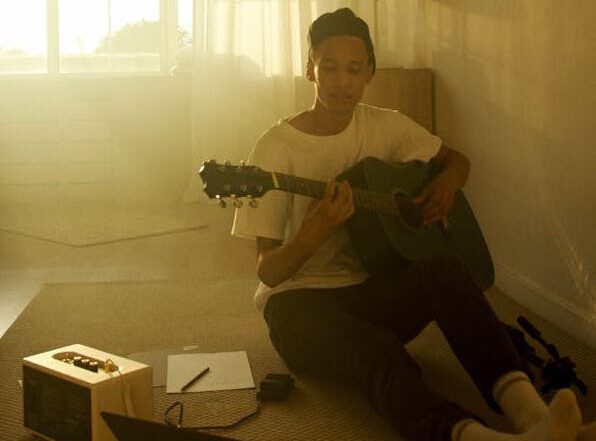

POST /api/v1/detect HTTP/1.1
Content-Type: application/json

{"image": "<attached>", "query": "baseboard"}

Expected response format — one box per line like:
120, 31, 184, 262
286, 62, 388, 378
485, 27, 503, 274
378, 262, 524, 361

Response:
495, 261, 596, 351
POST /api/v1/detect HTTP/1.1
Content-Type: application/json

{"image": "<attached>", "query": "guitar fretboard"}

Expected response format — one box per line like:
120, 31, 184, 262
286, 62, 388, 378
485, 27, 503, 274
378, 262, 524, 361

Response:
275, 173, 400, 216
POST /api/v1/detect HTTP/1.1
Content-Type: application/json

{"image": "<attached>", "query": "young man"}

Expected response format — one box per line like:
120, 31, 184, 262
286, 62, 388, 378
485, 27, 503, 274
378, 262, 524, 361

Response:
232, 8, 592, 441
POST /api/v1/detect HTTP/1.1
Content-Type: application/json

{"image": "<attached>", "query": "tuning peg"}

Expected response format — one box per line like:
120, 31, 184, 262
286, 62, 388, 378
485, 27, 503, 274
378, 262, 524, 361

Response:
249, 198, 258, 208
216, 196, 226, 208
233, 198, 243, 208
240, 160, 245, 166
224, 160, 231, 166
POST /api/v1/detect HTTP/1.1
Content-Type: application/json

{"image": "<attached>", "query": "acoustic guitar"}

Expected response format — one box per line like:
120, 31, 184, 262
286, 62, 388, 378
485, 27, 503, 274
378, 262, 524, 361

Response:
199, 156, 495, 290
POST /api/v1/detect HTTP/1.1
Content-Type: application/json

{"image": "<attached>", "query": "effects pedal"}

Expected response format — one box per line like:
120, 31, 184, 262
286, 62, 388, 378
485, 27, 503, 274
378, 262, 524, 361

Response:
257, 373, 295, 402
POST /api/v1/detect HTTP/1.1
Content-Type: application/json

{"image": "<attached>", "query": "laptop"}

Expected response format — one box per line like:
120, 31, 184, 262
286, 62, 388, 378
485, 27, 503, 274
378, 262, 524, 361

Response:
101, 412, 242, 441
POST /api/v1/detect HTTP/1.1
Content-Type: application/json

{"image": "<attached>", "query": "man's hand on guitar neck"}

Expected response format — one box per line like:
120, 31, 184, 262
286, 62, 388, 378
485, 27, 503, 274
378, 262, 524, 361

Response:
256, 179, 354, 288
299, 178, 355, 249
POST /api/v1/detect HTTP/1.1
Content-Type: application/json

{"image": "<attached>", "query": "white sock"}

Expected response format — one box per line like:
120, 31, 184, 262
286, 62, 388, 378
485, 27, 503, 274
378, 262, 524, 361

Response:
452, 388, 581, 441
493, 371, 548, 431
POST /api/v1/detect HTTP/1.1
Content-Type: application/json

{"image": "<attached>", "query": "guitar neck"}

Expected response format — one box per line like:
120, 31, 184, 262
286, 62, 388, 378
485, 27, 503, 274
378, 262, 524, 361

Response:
273, 172, 399, 216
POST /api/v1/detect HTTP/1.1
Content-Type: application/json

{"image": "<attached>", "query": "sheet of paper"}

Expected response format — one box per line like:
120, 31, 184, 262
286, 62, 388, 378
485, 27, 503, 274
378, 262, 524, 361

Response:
166, 351, 255, 394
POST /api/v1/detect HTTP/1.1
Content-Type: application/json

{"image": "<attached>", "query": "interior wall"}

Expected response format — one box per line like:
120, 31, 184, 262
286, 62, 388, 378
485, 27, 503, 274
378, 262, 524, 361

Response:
0, 76, 191, 211
417, 1, 595, 347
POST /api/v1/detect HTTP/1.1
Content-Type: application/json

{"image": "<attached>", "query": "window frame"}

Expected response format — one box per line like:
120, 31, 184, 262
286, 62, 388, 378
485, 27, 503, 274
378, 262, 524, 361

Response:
2, 0, 185, 78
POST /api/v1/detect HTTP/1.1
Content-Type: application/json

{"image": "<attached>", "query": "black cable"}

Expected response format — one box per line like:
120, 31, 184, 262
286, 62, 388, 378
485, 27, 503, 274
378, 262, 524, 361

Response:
164, 400, 261, 431
516, 315, 588, 396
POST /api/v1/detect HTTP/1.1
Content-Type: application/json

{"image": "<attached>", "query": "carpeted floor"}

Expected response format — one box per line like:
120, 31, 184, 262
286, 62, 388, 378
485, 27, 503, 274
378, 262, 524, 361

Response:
1, 277, 595, 440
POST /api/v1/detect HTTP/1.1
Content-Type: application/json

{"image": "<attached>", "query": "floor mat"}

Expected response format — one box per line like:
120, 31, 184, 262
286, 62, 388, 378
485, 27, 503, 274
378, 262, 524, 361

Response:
0, 203, 207, 247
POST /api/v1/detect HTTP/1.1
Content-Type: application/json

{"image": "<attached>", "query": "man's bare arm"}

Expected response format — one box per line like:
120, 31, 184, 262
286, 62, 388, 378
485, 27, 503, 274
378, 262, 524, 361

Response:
431, 144, 470, 192
256, 237, 315, 287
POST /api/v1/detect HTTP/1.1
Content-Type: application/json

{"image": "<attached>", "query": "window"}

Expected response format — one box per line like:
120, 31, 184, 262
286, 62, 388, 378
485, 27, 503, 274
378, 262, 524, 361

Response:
0, 0, 192, 75
0, 0, 48, 74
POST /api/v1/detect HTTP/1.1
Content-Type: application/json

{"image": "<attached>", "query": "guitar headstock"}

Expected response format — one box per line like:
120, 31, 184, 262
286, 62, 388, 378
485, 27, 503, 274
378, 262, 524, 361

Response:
199, 160, 273, 202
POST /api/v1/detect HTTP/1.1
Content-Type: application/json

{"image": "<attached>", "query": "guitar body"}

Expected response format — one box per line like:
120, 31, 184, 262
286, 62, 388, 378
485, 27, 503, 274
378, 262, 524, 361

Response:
339, 157, 495, 290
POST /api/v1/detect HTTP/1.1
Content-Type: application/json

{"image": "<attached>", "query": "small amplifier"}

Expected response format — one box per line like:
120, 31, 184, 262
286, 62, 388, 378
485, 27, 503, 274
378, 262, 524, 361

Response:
22, 344, 153, 441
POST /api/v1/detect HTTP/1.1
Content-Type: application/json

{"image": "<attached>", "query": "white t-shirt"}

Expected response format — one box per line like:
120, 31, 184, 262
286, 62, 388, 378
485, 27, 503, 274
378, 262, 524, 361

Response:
232, 103, 442, 312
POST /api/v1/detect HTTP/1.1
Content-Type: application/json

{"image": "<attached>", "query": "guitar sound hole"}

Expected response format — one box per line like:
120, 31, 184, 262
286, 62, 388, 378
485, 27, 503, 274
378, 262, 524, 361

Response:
394, 193, 424, 230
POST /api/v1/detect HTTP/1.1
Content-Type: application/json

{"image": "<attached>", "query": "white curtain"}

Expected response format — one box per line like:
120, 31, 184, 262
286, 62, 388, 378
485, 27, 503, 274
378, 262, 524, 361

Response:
183, 0, 427, 202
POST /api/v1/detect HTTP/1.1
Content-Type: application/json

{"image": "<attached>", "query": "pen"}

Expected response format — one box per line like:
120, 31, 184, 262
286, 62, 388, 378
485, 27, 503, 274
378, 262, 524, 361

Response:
180, 366, 210, 392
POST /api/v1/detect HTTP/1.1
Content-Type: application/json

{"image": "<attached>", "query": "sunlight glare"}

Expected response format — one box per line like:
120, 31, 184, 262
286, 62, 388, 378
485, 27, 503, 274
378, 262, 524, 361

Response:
59, 0, 159, 55
0, 0, 47, 55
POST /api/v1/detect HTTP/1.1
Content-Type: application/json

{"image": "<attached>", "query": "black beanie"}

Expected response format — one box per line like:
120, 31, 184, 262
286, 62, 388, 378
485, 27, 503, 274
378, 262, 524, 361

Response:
308, 8, 376, 74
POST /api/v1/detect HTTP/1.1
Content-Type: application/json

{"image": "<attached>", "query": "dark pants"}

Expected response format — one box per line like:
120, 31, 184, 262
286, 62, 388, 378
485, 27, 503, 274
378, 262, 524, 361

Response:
264, 255, 526, 441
